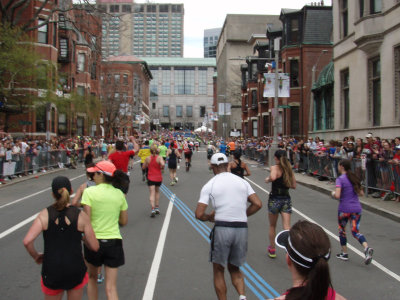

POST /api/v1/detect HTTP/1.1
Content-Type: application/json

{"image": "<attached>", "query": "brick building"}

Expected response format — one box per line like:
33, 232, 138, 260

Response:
101, 56, 152, 137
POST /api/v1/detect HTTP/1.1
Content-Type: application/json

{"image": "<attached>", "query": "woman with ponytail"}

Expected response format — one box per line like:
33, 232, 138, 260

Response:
227, 149, 251, 178
272, 220, 346, 300
331, 159, 374, 264
23, 176, 99, 299
265, 150, 296, 258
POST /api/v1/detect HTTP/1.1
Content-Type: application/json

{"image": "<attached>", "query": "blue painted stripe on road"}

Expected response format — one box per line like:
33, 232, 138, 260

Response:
160, 184, 279, 299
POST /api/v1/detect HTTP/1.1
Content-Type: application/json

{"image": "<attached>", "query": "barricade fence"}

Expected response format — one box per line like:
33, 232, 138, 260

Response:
1, 147, 100, 178
242, 147, 400, 197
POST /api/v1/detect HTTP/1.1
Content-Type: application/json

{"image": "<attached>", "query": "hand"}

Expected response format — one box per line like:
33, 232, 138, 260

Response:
265, 177, 270, 183
331, 191, 336, 199
35, 253, 44, 264
208, 211, 215, 222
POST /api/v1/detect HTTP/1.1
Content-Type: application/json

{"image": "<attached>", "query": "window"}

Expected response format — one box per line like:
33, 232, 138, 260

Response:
252, 120, 258, 137
186, 106, 193, 117
58, 113, 67, 135
77, 53, 85, 72
198, 68, 207, 95
174, 68, 195, 95
123, 74, 128, 85
59, 38, 68, 59
290, 18, 299, 44
122, 5, 131, 13
325, 89, 334, 130
290, 60, 299, 87
110, 5, 119, 13
200, 106, 206, 118
359, 0, 364, 18
341, 0, 348, 38
114, 74, 120, 85
160, 4, 169, 12
395, 46, 400, 122
38, 19, 48, 44
77, 86, 85, 97
150, 68, 158, 99
176, 105, 183, 117
251, 90, 257, 108
290, 107, 300, 135
107, 74, 112, 84
36, 105, 46, 133
90, 63, 96, 80
369, 57, 381, 126
341, 69, 350, 129
152, 103, 156, 109
370, 0, 382, 14
163, 105, 169, 117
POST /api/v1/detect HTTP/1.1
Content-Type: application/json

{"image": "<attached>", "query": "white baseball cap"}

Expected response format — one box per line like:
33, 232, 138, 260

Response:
210, 153, 228, 165
366, 133, 373, 138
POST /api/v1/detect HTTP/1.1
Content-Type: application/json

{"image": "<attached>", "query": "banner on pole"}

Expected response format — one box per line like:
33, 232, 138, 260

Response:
263, 73, 290, 98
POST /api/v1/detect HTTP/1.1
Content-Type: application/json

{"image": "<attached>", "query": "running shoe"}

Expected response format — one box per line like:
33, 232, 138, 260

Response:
155, 207, 160, 215
142, 174, 146, 182
364, 247, 374, 265
97, 273, 104, 284
151, 210, 156, 218
267, 246, 276, 258
170, 181, 175, 186
175, 177, 178, 182
336, 253, 349, 261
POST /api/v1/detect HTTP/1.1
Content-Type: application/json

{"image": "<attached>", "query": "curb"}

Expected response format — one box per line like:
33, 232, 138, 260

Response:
0, 168, 66, 189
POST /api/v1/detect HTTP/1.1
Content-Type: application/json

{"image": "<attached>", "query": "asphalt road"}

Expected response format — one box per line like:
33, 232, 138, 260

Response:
1, 147, 400, 300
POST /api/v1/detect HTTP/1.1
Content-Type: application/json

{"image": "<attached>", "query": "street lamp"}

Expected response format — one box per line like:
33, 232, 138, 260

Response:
309, 49, 328, 133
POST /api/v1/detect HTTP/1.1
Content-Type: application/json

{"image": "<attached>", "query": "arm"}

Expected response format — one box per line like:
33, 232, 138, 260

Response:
227, 162, 232, 172
130, 136, 140, 154
142, 157, 150, 169
243, 162, 251, 177
331, 187, 341, 200
23, 210, 46, 264
157, 156, 165, 169
246, 193, 262, 217
71, 182, 87, 206
119, 210, 128, 226
265, 165, 278, 183
78, 211, 99, 252
195, 203, 215, 222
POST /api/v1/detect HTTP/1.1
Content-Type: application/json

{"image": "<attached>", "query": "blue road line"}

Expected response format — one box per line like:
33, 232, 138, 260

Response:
160, 184, 279, 299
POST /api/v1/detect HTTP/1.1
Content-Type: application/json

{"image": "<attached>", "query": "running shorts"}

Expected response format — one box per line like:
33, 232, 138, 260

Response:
268, 195, 292, 214
147, 180, 162, 187
210, 227, 248, 267
84, 239, 124, 268
184, 151, 192, 159
41, 273, 89, 296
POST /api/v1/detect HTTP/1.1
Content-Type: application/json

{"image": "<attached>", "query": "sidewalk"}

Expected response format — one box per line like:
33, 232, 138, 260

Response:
293, 172, 400, 223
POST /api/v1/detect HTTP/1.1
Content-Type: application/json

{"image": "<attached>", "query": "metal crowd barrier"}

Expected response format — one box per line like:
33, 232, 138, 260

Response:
243, 147, 268, 165
1, 147, 100, 178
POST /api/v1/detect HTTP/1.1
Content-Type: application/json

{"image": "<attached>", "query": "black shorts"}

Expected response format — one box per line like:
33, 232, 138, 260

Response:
184, 151, 192, 159
147, 180, 162, 187
84, 239, 124, 268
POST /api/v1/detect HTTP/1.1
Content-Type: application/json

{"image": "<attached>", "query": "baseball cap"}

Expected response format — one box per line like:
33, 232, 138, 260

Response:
395, 145, 400, 150
87, 161, 116, 176
365, 133, 373, 138
52, 176, 72, 195
275, 230, 330, 269
210, 153, 228, 165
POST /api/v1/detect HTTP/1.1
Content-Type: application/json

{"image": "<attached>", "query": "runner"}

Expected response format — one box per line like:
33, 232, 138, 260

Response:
273, 220, 346, 300
142, 144, 165, 217
81, 161, 129, 300
265, 150, 297, 258
331, 159, 374, 264
183, 140, 193, 172
108, 137, 139, 174
158, 141, 168, 173
166, 143, 181, 186
227, 149, 251, 178
195, 153, 262, 300
23, 176, 99, 300
138, 140, 151, 181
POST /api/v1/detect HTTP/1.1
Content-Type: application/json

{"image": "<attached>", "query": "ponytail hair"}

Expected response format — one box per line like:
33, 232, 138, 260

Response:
339, 159, 362, 194
53, 188, 70, 211
286, 220, 332, 300
275, 150, 294, 188
111, 170, 130, 194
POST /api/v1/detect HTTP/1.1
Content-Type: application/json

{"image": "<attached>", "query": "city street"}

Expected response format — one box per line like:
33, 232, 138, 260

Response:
1, 147, 400, 300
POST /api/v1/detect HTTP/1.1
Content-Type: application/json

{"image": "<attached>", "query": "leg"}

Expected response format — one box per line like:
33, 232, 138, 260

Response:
213, 263, 227, 300
149, 185, 156, 208
280, 212, 291, 230
227, 263, 245, 297
338, 212, 349, 254
268, 213, 279, 249
66, 288, 84, 300
44, 293, 63, 300
350, 213, 367, 247
154, 186, 160, 208
86, 262, 99, 300
104, 266, 119, 300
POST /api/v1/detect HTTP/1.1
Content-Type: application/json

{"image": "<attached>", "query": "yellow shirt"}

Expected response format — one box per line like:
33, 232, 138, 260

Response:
138, 147, 151, 163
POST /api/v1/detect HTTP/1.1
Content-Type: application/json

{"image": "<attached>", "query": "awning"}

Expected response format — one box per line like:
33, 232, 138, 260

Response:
312, 61, 334, 91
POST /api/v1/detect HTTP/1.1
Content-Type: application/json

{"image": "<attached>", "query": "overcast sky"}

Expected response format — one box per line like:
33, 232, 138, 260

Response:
136, 0, 332, 58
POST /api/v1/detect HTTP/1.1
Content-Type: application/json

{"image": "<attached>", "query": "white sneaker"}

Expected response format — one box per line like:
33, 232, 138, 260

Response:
175, 177, 178, 182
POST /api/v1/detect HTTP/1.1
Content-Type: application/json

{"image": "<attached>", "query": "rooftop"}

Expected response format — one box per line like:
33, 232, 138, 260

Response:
139, 57, 216, 67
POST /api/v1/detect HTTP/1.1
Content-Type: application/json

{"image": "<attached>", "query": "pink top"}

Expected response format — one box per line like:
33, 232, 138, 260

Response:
147, 155, 162, 182
282, 287, 336, 300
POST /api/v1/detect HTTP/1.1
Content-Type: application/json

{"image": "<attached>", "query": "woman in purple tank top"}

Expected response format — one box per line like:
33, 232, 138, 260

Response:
331, 159, 374, 265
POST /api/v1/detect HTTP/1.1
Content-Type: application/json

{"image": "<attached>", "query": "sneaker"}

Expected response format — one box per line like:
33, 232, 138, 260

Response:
142, 175, 146, 182
364, 247, 373, 265
336, 252, 349, 261
151, 210, 156, 218
97, 273, 104, 284
174, 177, 178, 182
170, 181, 175, 186
155, 207, 160, 215
267, 246, 276, 258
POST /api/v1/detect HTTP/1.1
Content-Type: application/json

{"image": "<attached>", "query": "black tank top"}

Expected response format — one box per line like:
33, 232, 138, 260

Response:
271, 174, 290, 196
169, 149, 177, 164
231, 159, 244, 178
42, 206, 86, 290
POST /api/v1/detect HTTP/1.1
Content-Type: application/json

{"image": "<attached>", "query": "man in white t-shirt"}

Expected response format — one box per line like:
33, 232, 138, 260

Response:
195, 153, 262, 300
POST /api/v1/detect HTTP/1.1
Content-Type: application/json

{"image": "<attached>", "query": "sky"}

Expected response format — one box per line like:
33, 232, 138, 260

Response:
136, 0, 333, 58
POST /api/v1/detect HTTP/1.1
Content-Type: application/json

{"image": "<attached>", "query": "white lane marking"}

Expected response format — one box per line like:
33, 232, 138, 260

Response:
0, 213, 38, 239
0, 194, 76, 240
142, 194, 175, 300
0, 174, 85, 210
245, 177, 400, 283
